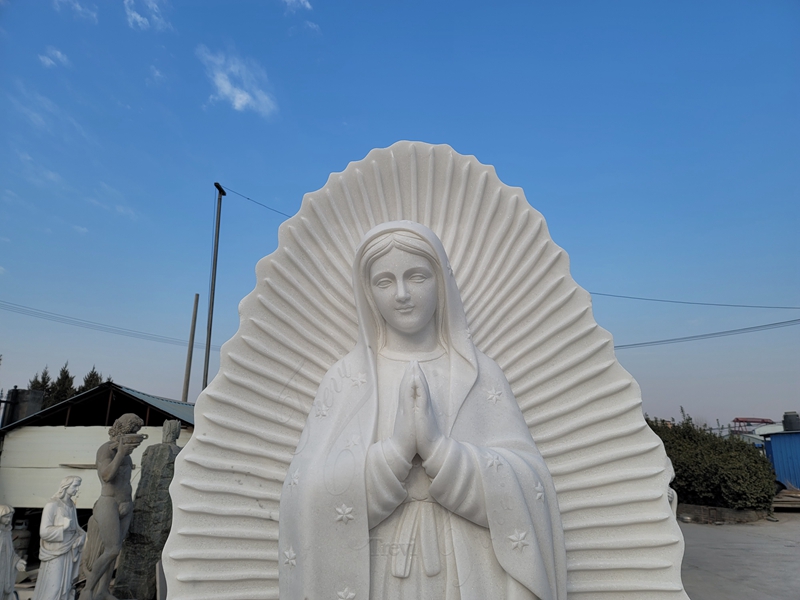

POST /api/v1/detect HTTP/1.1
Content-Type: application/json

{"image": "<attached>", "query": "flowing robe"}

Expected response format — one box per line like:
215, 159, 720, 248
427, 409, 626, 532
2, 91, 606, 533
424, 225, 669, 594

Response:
278, 221, 567, 600
0, 524, 20, 600
33, 500, 85, 600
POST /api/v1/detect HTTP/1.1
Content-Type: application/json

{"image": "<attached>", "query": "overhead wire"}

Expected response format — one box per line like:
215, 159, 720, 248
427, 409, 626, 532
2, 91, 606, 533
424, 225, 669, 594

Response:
221, 184, 294, 219
219, 185, 800, 311
2, 298, 797, 353
591, 292, 800, 310
4, 185, 796, 353
221, 185, 800, 311
0, 300, 221, 351
614, 317, 800, 350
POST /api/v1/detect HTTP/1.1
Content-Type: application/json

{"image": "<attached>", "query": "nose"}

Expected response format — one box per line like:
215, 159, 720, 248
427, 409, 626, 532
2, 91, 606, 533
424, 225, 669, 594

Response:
396, 279, 410, 302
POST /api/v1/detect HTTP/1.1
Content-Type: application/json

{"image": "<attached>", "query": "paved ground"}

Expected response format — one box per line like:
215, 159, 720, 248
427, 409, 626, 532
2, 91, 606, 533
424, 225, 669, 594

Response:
681, 510, 800, 600
15, 511, 800, 599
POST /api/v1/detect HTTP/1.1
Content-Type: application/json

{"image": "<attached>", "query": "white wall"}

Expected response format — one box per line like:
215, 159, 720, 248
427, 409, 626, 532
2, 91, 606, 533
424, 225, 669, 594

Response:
0, 426, 193, 509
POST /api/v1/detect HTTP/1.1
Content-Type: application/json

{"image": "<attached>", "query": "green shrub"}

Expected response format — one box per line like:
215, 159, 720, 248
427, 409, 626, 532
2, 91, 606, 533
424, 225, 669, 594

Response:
647, 412, 775, 511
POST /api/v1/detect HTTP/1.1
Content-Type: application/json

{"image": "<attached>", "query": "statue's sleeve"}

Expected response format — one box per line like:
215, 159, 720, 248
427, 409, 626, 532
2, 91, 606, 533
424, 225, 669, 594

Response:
39, 503, 65, 543
424, 361, 550, 529
364, 440, 410, 528
425, 359, 566, 600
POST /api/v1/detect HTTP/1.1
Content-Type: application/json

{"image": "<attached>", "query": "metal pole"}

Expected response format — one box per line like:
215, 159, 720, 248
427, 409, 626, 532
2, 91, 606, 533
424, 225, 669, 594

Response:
202, 183, 226, 389
182, 293, 200, 402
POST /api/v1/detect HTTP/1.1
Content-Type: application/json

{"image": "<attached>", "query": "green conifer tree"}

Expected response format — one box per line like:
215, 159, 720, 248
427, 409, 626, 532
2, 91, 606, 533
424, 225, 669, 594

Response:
78, 366, 104, 393
45, 362, 76, 408
29, 366, 52, 393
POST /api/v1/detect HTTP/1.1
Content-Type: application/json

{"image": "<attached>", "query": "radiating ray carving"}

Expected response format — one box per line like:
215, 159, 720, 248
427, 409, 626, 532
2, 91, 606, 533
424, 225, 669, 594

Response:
164, 142, 687, 600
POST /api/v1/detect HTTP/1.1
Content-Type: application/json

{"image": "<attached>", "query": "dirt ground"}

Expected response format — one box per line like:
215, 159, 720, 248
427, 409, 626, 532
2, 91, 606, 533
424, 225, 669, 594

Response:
681, 510, 800, 600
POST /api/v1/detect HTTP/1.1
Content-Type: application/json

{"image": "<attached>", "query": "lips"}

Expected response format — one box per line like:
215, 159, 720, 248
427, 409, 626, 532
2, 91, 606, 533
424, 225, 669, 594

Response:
396, 305, 415, 313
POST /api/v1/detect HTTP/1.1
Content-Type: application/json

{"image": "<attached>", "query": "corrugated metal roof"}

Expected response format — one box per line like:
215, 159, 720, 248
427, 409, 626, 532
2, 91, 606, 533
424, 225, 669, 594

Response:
0, 382, 195, 431
116, 385, 195, 424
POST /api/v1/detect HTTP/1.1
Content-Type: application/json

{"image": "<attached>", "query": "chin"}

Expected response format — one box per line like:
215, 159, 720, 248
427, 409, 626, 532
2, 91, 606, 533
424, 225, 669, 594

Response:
390, 320, 426, 334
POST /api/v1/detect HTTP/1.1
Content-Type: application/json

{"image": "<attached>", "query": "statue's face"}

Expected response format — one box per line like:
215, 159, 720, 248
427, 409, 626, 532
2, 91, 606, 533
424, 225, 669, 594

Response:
370, 248, 438, 337
67, 481, 81, 497
0, 514, 11, 525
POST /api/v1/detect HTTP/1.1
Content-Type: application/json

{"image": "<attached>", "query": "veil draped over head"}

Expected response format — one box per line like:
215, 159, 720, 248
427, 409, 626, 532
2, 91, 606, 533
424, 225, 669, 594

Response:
278, 221, 567, 600
351, 220, 479, 437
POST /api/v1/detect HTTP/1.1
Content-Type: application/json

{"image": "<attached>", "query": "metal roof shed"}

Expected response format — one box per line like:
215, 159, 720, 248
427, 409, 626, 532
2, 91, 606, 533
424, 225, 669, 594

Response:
764, 431, 800, 490
1, 382, 194, 431
0, 382, 194, 510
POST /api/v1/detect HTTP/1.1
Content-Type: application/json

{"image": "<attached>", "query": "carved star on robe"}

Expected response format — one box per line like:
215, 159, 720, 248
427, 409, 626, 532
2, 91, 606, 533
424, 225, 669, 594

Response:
534, 480, 544, 501
283, 547, 296, 568
315, 403, 329, 418
508, 529, 530, 551
288, 469, 300, 488
486, 454, 503, 471
349, 372, 366, 387
486, 388, 503, 405
345, 435, 361, 449
335, 504, 354, 524
337, 587, 356, 600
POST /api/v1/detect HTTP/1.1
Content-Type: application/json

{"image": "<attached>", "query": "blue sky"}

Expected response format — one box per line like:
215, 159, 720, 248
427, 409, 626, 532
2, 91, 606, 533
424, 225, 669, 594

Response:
1, 0, 798, 425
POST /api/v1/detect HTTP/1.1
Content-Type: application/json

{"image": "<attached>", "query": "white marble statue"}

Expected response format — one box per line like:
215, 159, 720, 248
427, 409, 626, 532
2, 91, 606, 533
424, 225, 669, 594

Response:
33, 477, 86, 600
0, 505, 26, 600
278, 222, 566, 599
79, 414, 145, 600
164, 142, 688, 600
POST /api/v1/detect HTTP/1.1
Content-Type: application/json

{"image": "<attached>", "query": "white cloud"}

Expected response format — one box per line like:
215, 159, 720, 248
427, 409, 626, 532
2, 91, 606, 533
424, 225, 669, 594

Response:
9, 95, 47, 130
124, 0, 171, 31
115, 205, 137, 220
0, 266, 6, 275
304, 21, 321, 33
16, 151, 63, 186
146, 65, 165, 85
9, 84, 93, 144
144, 0, 171, 29
53, 0, 98, 23
124, 0, 148, 29
86, 185, 137, 220
39, 47, 71, 68
283, 0, 311, 10
0, 237, 10, 243
196, 45, 278, 118
73, 225, 88, 234
87, 197, 108, 210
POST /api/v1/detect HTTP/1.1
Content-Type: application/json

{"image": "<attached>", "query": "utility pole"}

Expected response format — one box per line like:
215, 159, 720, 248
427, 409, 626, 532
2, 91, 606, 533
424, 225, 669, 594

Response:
182, 293, 199, 402
203, 183, 226, 389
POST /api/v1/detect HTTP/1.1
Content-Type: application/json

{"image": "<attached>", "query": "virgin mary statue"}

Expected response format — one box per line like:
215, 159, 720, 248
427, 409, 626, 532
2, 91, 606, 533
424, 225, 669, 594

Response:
279, 221, 567, 600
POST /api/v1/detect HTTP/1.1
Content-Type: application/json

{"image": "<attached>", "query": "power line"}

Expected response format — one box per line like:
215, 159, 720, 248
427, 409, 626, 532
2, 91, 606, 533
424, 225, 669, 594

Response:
0, 300, 221, 351
215, 186, 799, 312
614, 317, 800, 350
220, 186, 799, 312
221, 185, 294, 219
4, 298, 798, 354
592, 292, 800, 310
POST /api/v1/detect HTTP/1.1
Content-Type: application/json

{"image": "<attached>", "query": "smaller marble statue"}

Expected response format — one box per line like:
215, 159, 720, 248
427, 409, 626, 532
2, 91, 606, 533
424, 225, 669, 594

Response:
79, 414, 145, 600
114, 420, 182, 600
32, 477, 86, 600
1, 505, 26, 600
